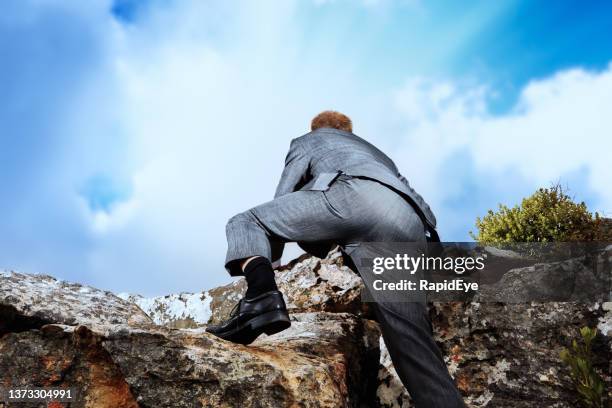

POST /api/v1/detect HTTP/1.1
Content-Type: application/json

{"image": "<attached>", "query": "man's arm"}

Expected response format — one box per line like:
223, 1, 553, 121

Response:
274, 139, 310, 198
398, 172, 438, 230
270, 139, 311, 266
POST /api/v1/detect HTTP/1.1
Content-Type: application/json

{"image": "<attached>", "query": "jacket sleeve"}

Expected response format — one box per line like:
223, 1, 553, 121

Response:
398, 172, 410, 187
270, 139, 311, 266
398, 172, 437, 229
274, 139, 310, 198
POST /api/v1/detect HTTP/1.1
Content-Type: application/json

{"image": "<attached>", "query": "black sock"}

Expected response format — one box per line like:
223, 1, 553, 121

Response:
243, 257, 278, 298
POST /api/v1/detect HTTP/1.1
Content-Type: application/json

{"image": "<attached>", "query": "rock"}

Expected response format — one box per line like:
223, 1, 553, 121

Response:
118, 291, 213, 329
476, 247, 611, 302
0, 270, 152, 334
103, 312, 379, 408
0, 324, 139, 408
430, 301, 611, 407
0, 259, 379, 407
600, 302, 612, 337
1, 248, 611, 407
0, 313, 380, 408
209, 252, 366, 324
120, 252, 365, 328
376, 337, 411, 407
483, 246, 524, 259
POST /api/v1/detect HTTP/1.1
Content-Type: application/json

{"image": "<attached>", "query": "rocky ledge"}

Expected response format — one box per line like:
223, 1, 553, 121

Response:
1, 248, 611, 407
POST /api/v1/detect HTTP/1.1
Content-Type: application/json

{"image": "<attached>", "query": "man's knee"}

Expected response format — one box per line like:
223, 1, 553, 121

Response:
226, 210, 257, 232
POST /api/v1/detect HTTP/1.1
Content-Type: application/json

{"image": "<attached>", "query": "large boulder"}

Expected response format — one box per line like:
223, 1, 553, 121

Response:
1, 246, 611, 407
476, 247, 611, 303
431, 301, 610, 408
1, 268, 379, 407
0, 270, 152, 334
0, 313, 380, 407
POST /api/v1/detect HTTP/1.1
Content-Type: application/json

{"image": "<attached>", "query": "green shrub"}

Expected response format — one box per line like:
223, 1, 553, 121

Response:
470, 185, 608, 244
560, 327, 607, 408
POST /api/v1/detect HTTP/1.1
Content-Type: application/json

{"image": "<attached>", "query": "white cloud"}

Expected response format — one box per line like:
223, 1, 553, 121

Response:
69, 0, 368, 294
93, 50, 611, 294
391, 66, 612, 221
474, 68, 612, 190
2, 0, 610, 296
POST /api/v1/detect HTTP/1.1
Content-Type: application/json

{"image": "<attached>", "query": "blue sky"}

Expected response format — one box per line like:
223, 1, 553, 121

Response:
1, 0, 611, 295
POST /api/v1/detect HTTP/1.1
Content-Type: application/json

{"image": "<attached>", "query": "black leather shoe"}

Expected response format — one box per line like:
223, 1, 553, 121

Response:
205, 290, 290, 345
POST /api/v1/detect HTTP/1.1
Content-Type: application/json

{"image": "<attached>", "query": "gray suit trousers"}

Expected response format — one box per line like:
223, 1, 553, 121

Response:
225, 175, 465, 407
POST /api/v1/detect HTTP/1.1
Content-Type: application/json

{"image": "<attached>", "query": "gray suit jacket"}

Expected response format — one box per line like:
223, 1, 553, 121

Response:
275, 127, 437, 234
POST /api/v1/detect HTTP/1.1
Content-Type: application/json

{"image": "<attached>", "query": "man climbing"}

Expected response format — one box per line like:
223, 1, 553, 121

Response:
206, 111, 465, 407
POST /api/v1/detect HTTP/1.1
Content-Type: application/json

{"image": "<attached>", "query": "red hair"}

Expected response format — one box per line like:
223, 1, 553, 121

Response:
311, 111, 353, 132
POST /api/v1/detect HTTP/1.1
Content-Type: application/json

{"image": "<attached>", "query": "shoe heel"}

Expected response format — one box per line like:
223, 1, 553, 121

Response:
249, 310, 291, 336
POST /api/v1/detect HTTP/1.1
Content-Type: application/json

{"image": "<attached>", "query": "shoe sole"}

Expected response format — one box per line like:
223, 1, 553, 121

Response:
217, 310, 291, 345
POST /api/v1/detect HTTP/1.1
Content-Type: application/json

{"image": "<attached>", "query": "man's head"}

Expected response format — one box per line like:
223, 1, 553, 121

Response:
311, 110, 353, 133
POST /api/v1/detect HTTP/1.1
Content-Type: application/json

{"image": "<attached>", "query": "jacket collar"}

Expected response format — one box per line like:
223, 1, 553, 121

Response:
311, 127, 354, 137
